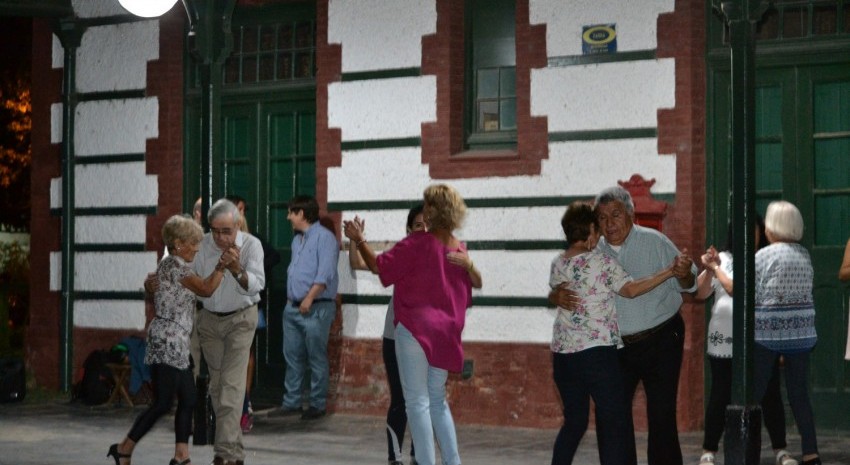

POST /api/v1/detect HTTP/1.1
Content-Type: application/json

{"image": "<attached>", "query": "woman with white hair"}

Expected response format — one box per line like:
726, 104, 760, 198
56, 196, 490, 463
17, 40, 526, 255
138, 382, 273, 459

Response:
754, 201, 820, 465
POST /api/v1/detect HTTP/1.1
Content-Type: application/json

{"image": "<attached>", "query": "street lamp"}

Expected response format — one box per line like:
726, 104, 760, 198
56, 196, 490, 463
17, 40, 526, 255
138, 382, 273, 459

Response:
117, 0, 178, 18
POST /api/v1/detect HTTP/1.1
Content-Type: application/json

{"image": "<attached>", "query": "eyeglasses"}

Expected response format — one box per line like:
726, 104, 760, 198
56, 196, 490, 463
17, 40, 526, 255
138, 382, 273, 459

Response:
210, 227, 234, 236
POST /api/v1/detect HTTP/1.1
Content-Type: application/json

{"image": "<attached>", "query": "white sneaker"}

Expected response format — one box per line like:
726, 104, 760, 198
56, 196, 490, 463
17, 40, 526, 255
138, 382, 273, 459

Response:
699, 452, 715, 465
776, 450, 799, 465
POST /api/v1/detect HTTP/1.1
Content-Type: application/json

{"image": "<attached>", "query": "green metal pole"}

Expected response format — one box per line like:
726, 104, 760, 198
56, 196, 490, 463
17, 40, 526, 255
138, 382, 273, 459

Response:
54, 18, 83, 393
717, 1, 768, 463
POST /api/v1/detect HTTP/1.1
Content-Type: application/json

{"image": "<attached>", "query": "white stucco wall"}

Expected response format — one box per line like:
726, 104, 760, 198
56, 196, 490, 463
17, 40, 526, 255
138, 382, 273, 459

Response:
49, 3, 163, 331
532, 60, 676, 131
529, 0, 675, 56
328, 77, 436, 141
328, 2, 680, 344
329, 0, 436, 72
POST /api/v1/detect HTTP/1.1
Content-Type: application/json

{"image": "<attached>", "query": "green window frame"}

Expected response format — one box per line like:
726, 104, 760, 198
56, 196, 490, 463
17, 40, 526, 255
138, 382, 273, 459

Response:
465, 0, 517, 150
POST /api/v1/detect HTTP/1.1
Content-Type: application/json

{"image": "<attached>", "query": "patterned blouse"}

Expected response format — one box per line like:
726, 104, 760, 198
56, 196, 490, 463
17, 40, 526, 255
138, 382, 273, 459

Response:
145, 255, 195, 369
549, 249, 632, 354
706, 251, 734, 358
754, 242, 817, 353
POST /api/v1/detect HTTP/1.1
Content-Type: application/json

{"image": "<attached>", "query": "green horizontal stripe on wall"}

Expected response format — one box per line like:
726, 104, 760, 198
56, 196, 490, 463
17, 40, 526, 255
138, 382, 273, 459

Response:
340, 68, 421, 82
75, 154, 146, 164
465, 240, 565, 250
50, 206, 157, 216
75, 244, 146, 252
74, 291, 145, 300
340, 137, 421, 151
549, 128, 657, 142
547, 49, 657, 67
341, 294, 551, 308
77, 89, 147, 102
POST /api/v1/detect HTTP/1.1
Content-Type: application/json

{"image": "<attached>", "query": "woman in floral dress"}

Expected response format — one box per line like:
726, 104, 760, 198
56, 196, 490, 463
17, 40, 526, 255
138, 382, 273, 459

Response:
548, 202, 677, 465
109, 215, 232, 465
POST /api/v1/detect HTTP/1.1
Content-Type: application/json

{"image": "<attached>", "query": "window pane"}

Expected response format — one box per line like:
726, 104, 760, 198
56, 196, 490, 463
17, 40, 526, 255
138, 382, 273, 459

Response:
478, 101, 499, 132
296, 21, 314, 47
270, 114, 296, 156
815, 195, 850, 245
232, 28, 243, 52
477, 69, 499, 99
260, 26, 276, 51
813, 81, 850, 133
277, 53, 293, 80
755, 142, 783, 191
782, 7, 807, 38
270, 160, 295, 203
500, 67, 516, 97
259, 54, 275, 81
243, 56, 257, 83
814, 138, 850, 189
756, 6, 780, 40
813, 5, 837, 35
295, 51, 313, 78
500, 98, 516, 130
755, 86, 782, 136
224, 57, 240, 84
279, 24, 293, 49
243, 26, 258, 52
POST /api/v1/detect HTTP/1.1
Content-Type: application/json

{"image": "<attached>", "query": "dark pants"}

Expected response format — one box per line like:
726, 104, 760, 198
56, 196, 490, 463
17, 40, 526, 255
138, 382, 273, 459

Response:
383, 337, 415, 462
703, 357, 787, 452
552, 346, 635, 465
753, 345, 819, 456
127, 363, 196, 444
619, 313, 684, 465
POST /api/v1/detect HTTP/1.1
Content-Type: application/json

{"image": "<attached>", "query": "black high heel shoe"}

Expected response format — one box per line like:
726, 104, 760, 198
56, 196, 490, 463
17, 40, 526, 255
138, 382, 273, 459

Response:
168, 458, 191, 465
107, 444, 131, 465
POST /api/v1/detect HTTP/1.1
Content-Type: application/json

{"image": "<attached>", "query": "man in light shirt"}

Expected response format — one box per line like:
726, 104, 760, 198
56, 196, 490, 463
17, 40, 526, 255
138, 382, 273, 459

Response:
193, 199, 265, 465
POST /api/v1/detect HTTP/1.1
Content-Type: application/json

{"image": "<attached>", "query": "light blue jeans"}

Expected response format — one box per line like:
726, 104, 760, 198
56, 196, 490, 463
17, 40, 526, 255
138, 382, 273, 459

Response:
395, 323, 461, 465
282, 300, 336, 410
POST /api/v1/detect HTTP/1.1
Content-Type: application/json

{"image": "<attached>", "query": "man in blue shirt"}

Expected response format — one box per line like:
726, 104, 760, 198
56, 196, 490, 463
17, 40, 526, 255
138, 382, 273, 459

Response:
278, 195, 339, 420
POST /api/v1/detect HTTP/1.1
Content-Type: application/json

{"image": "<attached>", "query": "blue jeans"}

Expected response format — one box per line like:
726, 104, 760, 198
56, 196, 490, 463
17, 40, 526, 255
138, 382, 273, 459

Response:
282, 300, 336, 410
395, 323, 460, 465
552, 346, 635, 465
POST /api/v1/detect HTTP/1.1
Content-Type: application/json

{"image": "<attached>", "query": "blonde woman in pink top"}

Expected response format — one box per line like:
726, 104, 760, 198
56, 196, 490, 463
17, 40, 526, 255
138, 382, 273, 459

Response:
344, 184, 482, 465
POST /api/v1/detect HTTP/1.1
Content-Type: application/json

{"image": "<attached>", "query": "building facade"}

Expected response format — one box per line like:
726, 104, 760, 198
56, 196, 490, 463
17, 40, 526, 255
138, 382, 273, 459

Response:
24, 0, 850, 432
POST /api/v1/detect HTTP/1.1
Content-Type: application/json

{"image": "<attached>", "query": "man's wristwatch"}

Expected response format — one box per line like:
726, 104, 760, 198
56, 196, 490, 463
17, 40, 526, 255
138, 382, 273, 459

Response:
233, 269, 244, 280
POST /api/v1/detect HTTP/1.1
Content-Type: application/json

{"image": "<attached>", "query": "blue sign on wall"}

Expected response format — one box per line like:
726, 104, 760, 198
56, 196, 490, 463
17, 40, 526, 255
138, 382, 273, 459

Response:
582, 24, 617, 55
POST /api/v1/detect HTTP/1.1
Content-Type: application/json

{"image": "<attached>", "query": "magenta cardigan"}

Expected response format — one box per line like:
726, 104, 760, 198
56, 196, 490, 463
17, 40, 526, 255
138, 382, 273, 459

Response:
376, 231, 473, 372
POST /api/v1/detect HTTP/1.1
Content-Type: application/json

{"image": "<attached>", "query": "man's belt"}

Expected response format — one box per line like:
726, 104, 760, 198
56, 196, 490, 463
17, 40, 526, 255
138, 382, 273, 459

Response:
206, 304, 255, 318
290, 298, 334, 308
621, 313, 679, 346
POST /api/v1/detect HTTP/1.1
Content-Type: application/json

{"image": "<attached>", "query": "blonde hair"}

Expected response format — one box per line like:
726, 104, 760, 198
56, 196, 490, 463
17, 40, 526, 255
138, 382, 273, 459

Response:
162, 214, 204, 252
764, 200, 804, 242
423, 184, 466, 231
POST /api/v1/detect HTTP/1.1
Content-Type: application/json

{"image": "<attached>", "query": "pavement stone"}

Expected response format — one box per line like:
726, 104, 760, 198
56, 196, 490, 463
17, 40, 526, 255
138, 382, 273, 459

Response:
1, 400, 849, 465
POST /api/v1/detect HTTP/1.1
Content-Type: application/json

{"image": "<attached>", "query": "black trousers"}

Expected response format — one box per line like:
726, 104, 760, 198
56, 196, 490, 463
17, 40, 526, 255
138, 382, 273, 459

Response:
383, 337, 414, 461
619, 312, 684, 465
127, 363, 197, 444
702, 357, 787, 452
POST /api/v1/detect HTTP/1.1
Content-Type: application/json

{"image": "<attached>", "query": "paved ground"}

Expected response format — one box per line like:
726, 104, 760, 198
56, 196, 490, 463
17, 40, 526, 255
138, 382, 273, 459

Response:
1, 398, 849, 465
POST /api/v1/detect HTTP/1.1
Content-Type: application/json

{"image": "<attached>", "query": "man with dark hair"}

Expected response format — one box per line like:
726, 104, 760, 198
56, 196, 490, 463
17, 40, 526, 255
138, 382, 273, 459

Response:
273, 194, 339, 420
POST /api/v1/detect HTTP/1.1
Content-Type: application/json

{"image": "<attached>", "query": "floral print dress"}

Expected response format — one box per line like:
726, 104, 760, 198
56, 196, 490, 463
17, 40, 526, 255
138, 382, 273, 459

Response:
145, 255, 195, 370
549, 249, 632, 354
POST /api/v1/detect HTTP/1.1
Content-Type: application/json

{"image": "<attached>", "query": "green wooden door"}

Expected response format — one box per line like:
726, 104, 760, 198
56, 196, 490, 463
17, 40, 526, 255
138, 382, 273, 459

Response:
220, 99, 316, 403
710, 63, 850, 430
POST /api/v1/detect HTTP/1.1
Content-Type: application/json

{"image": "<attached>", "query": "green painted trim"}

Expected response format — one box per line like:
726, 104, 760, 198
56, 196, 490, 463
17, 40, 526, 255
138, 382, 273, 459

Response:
329, 194, 675, 212
548, 50, 657, 67
341, 294, 551, 308
549, 128, 657, 142
75, 291, 145, 300
340, 68, 422, 82
77, 90, 146, 102
75, 244, 146, 252
75, 154, 145, 165
340, 137, 421, 151
0, 0, 72, 17
50, 206, 157, 216
466, 240, 565, 250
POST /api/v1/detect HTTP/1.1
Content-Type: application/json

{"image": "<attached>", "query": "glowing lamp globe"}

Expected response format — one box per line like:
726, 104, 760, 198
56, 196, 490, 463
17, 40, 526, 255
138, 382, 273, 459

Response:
118, 0, 179, 18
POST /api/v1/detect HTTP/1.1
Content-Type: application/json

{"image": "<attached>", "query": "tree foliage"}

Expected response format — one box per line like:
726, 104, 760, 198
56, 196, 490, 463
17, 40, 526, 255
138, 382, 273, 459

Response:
0, 72, 31, 231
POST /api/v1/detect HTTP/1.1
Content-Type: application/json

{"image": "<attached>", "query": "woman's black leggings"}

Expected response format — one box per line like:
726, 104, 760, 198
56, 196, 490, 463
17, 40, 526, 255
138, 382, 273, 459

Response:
127, 363, 196, 444
383, 337, 414, 461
